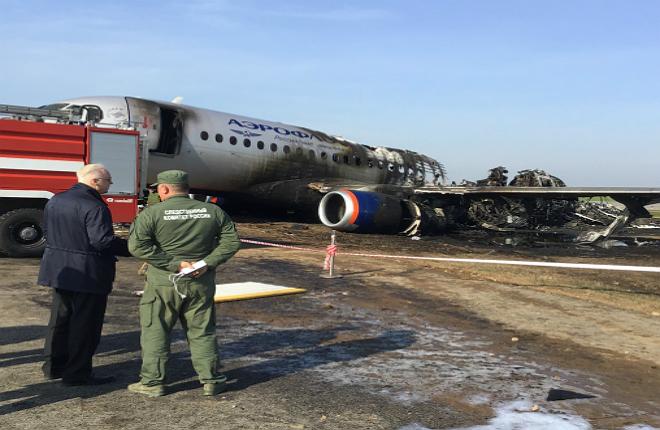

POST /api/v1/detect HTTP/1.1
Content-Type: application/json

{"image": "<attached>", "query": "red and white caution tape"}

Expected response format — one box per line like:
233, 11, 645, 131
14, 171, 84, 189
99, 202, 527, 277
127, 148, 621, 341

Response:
338, 252, 660, 273
323, 244, 338, 270
240, 238, 660, 273
239, 238, 313, 251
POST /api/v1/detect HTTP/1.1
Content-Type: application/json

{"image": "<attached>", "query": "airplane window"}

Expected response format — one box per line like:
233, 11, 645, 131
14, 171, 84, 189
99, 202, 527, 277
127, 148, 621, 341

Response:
377, 160, 384, 169
200, 131, 209, 141
367, 159, 374, 168
270, 143, 277, 152
321, 152, 327, 159
354, 156, 361, 166
332, 154, 339, 162
243, 139, 251, 148
388, 163, 395, 171
230, 136, 237, 145
257, 141, 264, 149
215, 133, 223, 143
283, 145, 291, 154
308, 150, 315, 159
398, 165, 404, 173
343, 155, 350, 164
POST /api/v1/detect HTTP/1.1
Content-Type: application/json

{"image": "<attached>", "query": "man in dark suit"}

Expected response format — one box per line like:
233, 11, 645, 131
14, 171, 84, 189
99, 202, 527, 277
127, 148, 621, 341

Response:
38, 163, 129, 386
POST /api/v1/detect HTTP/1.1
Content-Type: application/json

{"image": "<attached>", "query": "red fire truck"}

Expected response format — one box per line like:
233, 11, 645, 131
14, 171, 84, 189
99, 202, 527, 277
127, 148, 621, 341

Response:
0, 104, 142, 257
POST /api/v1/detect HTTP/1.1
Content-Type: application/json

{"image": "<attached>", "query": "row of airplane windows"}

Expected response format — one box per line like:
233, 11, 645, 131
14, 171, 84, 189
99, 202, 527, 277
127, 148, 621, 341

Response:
200, 131, 420, 173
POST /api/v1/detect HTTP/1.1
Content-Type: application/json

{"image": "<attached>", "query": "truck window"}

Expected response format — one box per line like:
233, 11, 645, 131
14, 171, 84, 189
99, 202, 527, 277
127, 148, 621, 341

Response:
89, 131, 137, 194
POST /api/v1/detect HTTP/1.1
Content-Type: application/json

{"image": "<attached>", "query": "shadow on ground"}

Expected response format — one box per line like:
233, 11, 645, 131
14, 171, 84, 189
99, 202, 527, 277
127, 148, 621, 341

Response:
1, 326, 414, 414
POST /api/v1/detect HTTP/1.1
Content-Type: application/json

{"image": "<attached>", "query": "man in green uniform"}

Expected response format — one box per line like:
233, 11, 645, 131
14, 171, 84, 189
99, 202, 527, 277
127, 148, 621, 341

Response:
127, 170, 240, 397
145, 186, 161, 206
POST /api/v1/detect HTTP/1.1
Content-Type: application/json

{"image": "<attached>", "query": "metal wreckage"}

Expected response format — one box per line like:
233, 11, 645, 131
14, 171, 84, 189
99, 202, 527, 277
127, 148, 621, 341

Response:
408, 166, 660, 245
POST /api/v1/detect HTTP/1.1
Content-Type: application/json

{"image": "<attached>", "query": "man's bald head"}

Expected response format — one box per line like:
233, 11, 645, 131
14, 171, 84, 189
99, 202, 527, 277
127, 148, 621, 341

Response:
77, 164, 113, 194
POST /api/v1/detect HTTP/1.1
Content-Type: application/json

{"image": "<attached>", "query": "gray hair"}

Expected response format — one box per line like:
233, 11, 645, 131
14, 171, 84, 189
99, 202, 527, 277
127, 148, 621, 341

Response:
77, 164, 108, 182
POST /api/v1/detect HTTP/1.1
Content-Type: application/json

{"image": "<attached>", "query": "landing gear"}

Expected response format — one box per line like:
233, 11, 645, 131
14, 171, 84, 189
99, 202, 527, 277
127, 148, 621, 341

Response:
0, 208, 46, 257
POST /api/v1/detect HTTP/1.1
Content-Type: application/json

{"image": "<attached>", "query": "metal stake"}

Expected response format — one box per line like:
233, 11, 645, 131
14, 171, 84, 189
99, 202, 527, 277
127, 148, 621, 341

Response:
320, 230, 342, 279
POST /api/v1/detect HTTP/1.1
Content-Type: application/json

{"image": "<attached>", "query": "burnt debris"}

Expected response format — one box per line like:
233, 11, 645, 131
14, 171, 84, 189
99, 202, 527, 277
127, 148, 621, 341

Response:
419, 167, 660, 245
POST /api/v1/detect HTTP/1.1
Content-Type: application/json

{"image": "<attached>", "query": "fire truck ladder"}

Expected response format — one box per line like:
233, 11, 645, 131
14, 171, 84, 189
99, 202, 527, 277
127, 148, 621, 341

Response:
0, 104, 102, 123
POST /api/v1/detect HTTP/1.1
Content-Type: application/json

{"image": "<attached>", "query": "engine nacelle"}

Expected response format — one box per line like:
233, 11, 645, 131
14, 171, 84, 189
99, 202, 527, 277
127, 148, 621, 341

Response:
318, 190, 418, 233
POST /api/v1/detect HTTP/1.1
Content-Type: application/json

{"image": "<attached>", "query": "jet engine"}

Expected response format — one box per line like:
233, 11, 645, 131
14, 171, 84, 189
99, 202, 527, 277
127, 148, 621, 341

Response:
317, 190, 420, 234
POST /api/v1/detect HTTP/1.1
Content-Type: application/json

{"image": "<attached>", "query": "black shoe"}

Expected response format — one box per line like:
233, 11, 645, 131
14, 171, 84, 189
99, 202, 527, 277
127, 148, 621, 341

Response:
42, 363, 63, 380
62, 375, 116, 386
43, 371, 63, 380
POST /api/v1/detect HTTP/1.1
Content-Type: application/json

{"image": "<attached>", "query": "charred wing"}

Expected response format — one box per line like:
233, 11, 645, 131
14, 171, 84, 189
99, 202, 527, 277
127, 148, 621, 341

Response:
317, 168, 660, 243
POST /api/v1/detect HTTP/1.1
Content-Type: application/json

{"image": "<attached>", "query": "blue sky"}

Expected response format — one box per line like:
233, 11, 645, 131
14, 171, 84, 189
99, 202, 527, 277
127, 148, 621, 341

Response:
2, 0, 659, 185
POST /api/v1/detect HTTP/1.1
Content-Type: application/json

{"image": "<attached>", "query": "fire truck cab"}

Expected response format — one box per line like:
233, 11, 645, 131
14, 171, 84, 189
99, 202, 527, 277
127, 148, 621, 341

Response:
0, 104, 142, 257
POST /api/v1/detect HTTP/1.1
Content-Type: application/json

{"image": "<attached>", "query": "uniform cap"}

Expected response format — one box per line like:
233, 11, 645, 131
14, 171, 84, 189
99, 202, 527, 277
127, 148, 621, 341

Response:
151, 170, 189, 186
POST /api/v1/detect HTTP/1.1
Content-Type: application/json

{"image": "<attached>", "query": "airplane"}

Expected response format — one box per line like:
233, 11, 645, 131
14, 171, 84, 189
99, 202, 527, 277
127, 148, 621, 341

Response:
39, 96, 660, 240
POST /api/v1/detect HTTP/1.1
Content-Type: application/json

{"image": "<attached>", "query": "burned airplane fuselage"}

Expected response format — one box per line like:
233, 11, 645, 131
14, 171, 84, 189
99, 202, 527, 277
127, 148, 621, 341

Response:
57, 96, 445, 196
53, 96, 450, 231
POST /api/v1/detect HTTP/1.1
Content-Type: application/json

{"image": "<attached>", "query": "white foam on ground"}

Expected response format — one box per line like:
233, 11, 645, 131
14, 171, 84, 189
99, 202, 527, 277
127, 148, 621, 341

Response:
216, 291, 650, 425
467, 393, 491, 405
219, 305, 551, 405
401, 400, 592, 430
307, 317, 549, 405
622, 426, 659, 430
399, 425, 432, 430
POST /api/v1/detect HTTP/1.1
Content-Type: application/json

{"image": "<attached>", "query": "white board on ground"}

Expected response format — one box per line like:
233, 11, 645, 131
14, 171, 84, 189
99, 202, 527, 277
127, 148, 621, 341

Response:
214, 282, 306, 303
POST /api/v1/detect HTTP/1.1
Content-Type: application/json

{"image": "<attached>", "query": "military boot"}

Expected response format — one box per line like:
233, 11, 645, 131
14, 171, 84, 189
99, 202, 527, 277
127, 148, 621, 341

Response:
203, 381, 226, 396
127, 382, 166, 397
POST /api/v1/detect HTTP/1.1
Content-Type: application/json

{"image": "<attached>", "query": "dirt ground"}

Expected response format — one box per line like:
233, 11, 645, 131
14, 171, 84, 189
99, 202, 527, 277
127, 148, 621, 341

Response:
0, 219, 658, 429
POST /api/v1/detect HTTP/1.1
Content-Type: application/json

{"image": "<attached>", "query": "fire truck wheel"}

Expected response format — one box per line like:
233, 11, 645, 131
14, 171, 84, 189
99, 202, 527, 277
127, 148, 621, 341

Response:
0, 208, 46, 258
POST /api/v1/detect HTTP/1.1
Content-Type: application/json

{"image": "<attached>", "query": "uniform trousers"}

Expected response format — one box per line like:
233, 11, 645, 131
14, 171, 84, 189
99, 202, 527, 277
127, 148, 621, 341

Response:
138, 278, 224, 386
43, 288, 108, 382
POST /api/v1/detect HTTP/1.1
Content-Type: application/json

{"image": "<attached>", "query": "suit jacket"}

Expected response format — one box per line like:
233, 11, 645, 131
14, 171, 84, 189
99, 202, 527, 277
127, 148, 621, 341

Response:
38, 183, 129, 295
